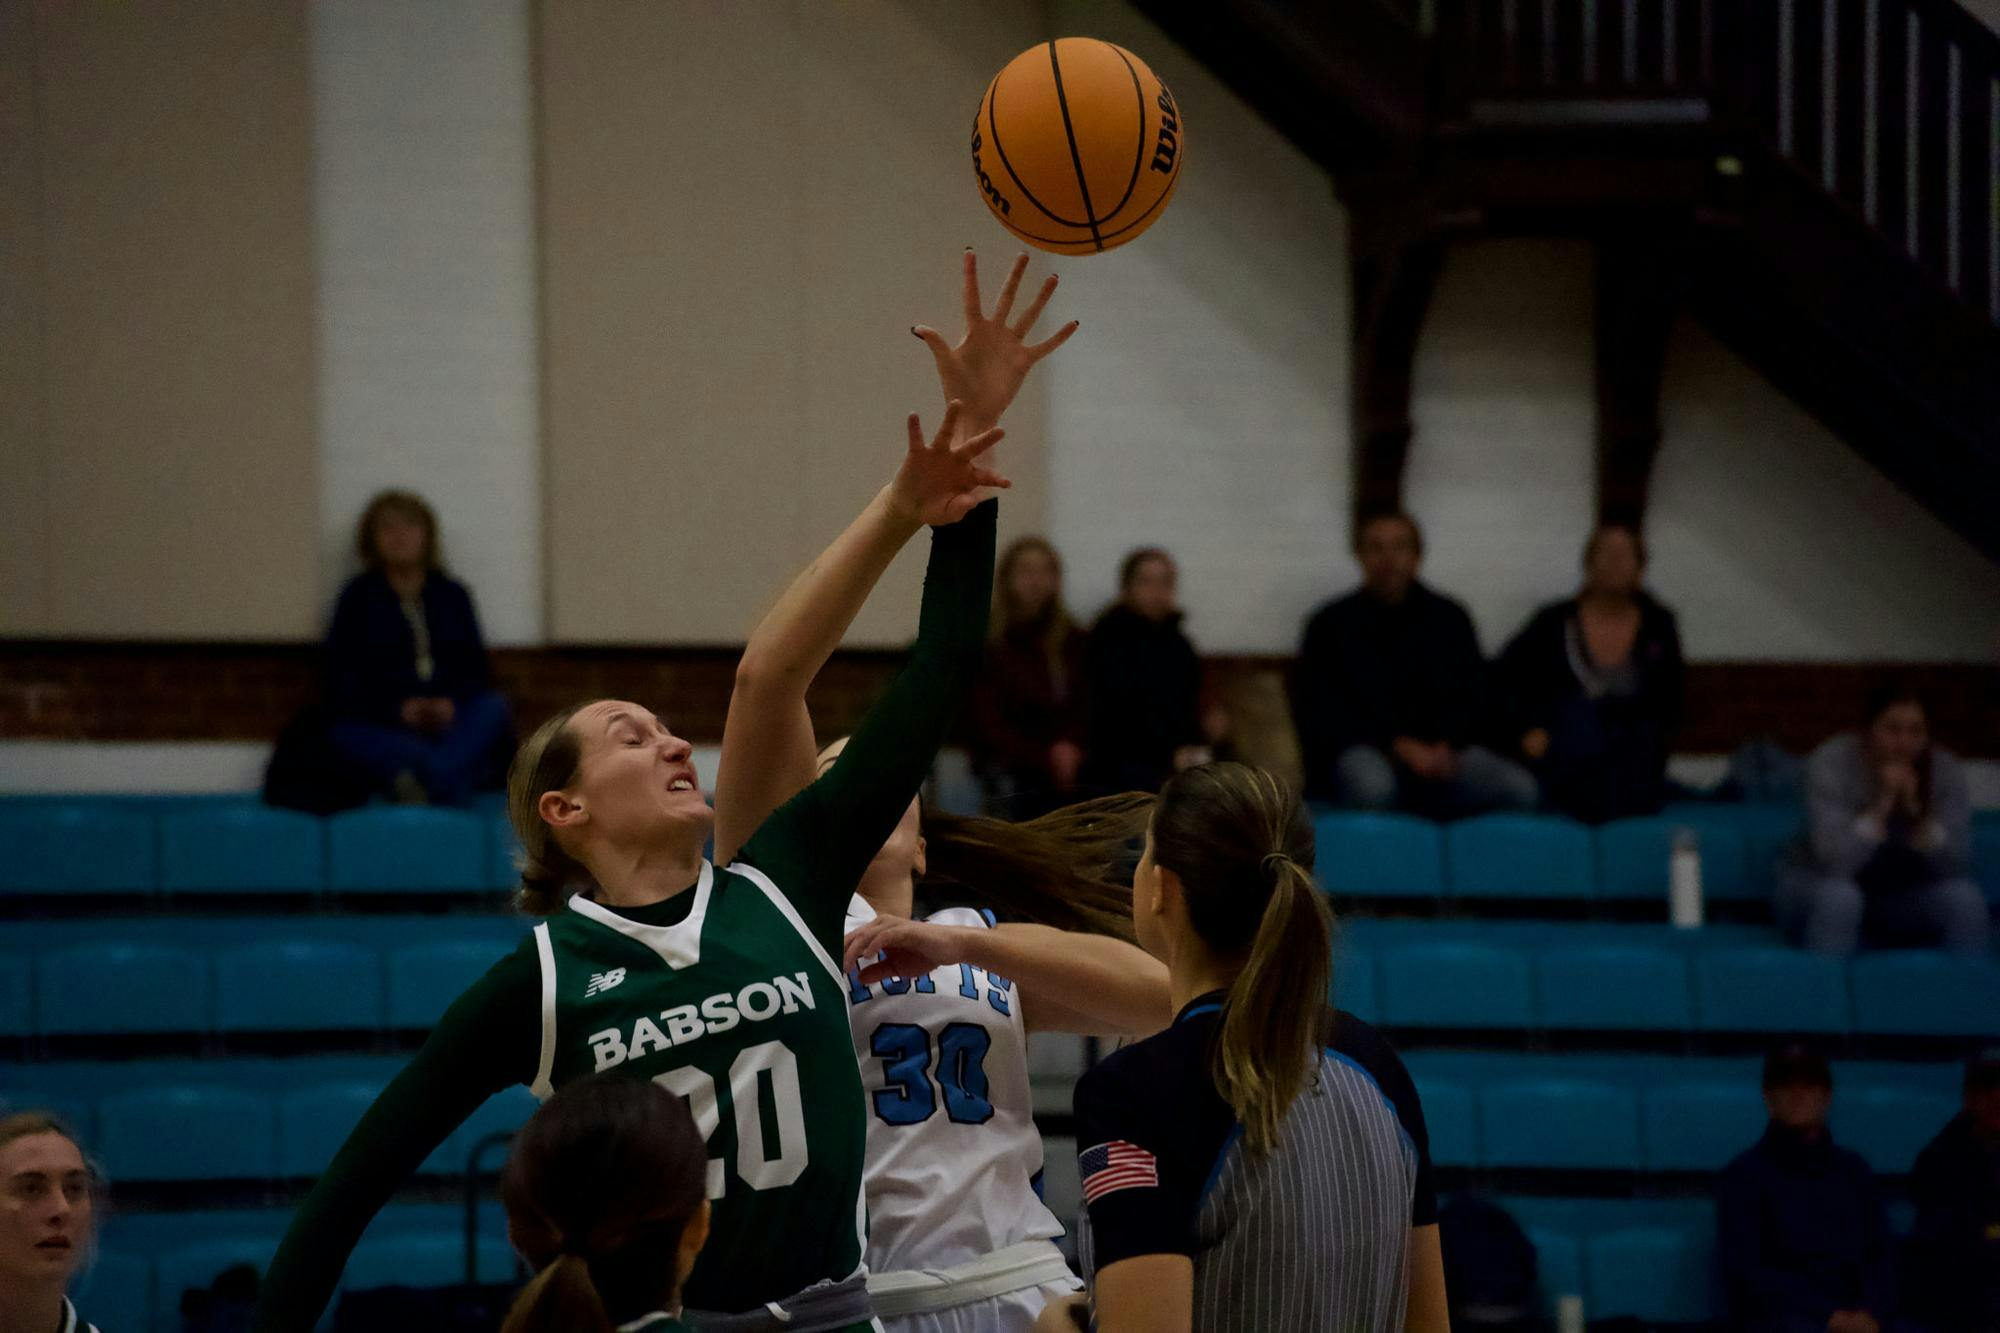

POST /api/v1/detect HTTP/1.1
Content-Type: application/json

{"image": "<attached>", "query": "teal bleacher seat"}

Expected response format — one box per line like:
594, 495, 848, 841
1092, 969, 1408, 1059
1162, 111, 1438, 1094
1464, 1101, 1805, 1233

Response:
1972, 810, 2000, 906
1527, 1227, 1585, 1310
159, 803, 323, 895
423, 1084, 537, 1176
73, 1252, 152, 1333
1851, 951, 2000, 1039
1595, 815, 1749, 903
0, 802, 157, 895
154, 1237, 279, 1328
1330, 947, 1376, 1021
342, 1230, 520, 1290
389, 939, 511, 1030
1499, 1194, 1713, 1237
1661, 801, 1800, 902
97, 1085, 277, 1182
1585, 1227, 1714, 1324
39, 943, 210, 1037
216, 941, 385, 1034
488, 809, 523, 891
1479, 1079, 1639, 1171
327, 807, 487, 893
0, 954, 28, 1039
278, 1081, 386, 1179
1833, 1086, 1958, 1176
1535, 944, 1693, 1032
1641, 1081, 1768, 1171
1378, 942, 1532, 1030
1445, 814, 1594, 900
1411, 1077, 1476, 1167
1694, 947, 1850, 1034
1315, 812, 1445, 899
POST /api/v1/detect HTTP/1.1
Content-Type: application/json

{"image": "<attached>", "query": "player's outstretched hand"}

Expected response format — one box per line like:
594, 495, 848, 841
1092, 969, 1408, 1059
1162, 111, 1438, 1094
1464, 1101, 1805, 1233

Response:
912, 250, 1078, 436
883, 399, 1009, 529
843, 912, 981, 985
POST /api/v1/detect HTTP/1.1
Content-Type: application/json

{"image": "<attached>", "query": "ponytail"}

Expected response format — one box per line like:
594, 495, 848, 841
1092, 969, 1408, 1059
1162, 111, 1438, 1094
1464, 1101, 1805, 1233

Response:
1151, 762, 1332, 1156
1215, 854, 1332, 1155
921, 794, 1152, 941
500, 1253, 613, 1333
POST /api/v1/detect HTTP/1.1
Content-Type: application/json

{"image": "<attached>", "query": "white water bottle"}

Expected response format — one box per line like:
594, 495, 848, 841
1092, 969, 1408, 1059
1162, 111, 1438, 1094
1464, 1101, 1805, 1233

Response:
1556, 1294, 1587, 1333
1669, 826, 1704, 929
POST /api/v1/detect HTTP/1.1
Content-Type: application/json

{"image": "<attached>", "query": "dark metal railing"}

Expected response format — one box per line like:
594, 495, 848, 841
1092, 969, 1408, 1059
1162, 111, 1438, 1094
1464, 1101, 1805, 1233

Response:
1434, 0, 2000, 323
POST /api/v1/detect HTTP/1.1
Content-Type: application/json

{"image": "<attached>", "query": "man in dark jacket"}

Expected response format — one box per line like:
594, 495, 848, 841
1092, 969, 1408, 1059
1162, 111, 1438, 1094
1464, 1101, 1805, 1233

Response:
1717, 1046, 1897, 1333
1907, 1050, 2000, 1331
1292, 512, 1536, 816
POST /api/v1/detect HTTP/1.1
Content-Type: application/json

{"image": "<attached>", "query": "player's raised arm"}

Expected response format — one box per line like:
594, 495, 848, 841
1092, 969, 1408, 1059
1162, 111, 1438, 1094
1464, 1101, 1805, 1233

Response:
712, 402, 1005, 865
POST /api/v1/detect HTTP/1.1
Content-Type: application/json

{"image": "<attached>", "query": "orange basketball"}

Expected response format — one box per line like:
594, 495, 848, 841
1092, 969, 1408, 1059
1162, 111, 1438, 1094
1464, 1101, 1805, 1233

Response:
970, 37, 1183, 255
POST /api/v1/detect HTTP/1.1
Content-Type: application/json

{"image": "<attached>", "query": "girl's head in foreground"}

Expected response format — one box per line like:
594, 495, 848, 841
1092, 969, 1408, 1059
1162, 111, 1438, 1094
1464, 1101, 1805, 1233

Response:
501, 1075, 711, 1333
0, 1113, 96, 1293
1131, 762, 1332, 1153
508, 702, 716, 913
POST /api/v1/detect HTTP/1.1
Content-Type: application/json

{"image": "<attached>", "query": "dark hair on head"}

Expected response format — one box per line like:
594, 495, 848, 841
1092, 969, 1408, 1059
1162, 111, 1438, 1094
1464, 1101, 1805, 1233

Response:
500, 1075, 709, 1333
508, 703, 594, 915
1583, 523, 1647, 568
355, 489, 441, 573
923, 794, 1153, 941
1762, 1043, 1832, 1091
1117, 547, 1175, 594
1352, 510, 1423, 558
1863, 679, 1928, 727
1150, 762, 1331, 1155
993, 536, 1077, 683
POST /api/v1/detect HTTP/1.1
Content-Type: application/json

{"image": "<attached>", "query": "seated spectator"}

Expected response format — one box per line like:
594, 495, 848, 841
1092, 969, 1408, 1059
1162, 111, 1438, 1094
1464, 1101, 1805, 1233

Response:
1080, 548, 1215, 795
325, 490, 512, 806
1717, 1046, 1897, 1333
1907, 1049, 2000, 1331
1293, 511, 1536, 817
1496, 524, 1682, 823
968, 536, 1088, 818
0, 1112, 101, 1333
1778, 684, 1986, 956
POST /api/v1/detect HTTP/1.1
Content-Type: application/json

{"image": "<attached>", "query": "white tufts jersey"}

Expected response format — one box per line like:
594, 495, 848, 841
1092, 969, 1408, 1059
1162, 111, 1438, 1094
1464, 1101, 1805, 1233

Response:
843, 897, 1077, 1331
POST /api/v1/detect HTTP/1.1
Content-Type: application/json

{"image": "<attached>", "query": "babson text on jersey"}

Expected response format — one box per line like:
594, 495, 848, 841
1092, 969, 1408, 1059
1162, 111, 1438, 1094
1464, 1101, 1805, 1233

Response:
589, 971, 817, 1073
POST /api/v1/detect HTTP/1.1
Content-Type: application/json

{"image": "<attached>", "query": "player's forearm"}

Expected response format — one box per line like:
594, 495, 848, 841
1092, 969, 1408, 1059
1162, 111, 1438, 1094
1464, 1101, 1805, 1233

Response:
734, 490, 922, 700
963, 924, 1170, 1036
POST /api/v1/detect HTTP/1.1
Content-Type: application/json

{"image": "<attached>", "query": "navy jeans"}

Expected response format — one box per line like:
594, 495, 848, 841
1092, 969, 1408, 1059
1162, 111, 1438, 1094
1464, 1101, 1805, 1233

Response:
329, 688, 512, 806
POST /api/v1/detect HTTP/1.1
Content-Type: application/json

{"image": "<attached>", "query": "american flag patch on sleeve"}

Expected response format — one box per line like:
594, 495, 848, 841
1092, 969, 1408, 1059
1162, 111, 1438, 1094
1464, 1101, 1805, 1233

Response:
1079, 1140, 1159, 1204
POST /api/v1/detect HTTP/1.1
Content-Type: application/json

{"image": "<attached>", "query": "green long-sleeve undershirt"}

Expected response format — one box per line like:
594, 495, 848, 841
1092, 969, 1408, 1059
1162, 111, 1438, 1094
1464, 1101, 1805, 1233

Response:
253, 500, 996, 1332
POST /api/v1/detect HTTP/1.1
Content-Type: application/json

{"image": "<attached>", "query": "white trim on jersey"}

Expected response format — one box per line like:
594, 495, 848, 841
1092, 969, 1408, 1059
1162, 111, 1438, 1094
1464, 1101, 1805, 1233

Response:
59, 1297, 100, 1333
867, 1239, 1078, 1317
565, 860, 716, 969
531, 922, 558, 1101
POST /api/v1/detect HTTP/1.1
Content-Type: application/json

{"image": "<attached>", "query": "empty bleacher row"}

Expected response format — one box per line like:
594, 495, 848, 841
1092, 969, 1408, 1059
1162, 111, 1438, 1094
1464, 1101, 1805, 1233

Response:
5, 922, 1996, 1049
8, 795, 1999, 910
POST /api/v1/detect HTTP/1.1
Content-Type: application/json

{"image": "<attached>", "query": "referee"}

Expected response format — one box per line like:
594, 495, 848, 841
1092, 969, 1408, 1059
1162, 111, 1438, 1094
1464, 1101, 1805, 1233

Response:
1038, 763, 1444, 1332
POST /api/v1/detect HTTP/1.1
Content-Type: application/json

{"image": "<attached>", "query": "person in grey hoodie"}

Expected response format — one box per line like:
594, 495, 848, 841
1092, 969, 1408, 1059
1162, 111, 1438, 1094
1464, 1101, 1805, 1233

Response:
1779, 683, 1987, 955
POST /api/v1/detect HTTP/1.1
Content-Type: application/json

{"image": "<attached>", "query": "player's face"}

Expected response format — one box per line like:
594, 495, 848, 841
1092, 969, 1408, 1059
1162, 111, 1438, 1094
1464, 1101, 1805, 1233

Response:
564, 702, 713, 849
1763, 1082, 1831, 1133
1867, 702, 1928, 767
0, 1133, 91, 1284
1124, 556, 1178, 622
1007, 548, 1060, 620
1356, 517, 1419, 603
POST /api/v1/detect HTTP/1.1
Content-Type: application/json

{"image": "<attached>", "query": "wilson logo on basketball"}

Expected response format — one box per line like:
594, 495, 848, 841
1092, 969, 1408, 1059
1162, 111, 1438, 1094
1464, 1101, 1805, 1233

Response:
1151, 85, 1180, 175
969, 123, 1012, 216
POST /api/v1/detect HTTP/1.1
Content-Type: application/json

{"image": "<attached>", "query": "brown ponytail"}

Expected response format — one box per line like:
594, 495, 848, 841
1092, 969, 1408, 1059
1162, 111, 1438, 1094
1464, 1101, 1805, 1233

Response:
1150, 762, 1332, 1155
920, 793, 1152, 941
507, 703, 592, 915
501, 1075, 709, 1333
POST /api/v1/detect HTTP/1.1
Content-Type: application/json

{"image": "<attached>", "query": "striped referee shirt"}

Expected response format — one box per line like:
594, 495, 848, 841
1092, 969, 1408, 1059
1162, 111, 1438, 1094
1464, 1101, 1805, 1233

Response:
1074, 998, 1432, 1331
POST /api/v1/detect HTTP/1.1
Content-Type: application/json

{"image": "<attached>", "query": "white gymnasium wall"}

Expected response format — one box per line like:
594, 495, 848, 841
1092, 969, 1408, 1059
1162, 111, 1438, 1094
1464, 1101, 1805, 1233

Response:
1039, 6, 2000, 662
309, 0, 543, 645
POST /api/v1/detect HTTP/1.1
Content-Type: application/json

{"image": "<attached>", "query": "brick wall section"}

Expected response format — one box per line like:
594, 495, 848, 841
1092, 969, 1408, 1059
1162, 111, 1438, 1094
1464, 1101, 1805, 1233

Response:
1, 642, 1994, 756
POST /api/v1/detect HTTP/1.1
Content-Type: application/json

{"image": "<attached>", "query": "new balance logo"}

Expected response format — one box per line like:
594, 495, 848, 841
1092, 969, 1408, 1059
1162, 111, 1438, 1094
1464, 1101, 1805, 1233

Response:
585, 969, 627, 998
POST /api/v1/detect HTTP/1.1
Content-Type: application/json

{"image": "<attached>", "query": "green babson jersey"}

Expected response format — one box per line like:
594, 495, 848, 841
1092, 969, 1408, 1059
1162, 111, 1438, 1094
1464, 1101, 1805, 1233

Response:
530, 859, 867, 1314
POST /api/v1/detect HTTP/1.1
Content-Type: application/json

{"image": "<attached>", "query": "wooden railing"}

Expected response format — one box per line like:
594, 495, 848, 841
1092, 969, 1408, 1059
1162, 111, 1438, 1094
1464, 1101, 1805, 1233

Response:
1433, 0, 2000, 324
